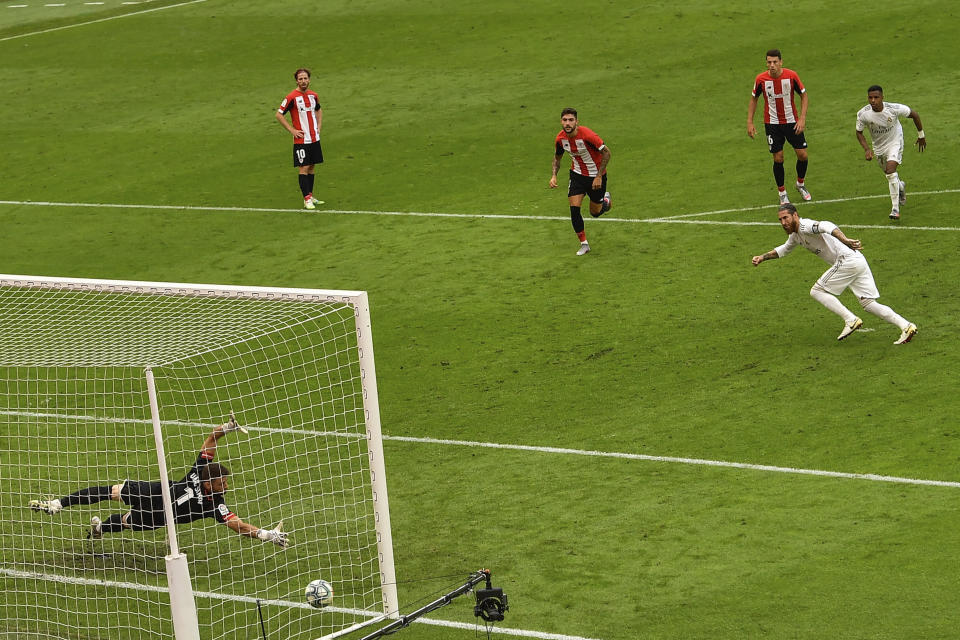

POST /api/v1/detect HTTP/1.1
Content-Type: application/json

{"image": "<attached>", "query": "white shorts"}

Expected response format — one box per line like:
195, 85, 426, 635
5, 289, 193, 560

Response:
817, 253, 880, 299
874, 137, 904, 167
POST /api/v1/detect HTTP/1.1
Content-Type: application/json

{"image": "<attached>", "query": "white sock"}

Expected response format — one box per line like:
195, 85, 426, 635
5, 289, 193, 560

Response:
886, 172, 900, 209
810, 287, 857, 323
862, 300, 908, 330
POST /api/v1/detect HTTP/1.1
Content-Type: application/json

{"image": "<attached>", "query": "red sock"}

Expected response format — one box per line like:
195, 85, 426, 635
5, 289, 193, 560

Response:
577, 231, 587, 243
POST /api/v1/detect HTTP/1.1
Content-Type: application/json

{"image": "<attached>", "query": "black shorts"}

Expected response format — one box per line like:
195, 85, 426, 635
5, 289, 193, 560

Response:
765, 123, 807, 154
293, 141, 324, 167
120, 480, 165, 530
567, 170, 607, 203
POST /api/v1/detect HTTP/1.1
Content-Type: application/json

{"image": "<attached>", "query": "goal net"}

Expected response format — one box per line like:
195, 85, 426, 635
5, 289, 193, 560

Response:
0, 274, 397, 640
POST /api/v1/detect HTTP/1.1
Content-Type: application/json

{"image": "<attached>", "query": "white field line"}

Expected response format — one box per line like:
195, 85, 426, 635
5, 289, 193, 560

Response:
0, 566, 602, 640
2, 409, 958, 489
0, 0, 207, 42
2, 194, 959, 231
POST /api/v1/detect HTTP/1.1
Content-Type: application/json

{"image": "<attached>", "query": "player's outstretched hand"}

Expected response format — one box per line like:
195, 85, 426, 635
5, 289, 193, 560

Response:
257, 520, 289, 548
916, 137, 927, 152
224, 412, 249, 434
751, 255, 764, 266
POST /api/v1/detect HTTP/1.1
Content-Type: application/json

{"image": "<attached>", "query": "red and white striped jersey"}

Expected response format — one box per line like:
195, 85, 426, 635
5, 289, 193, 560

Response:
554, 126, 606, 177
278, 90, 321, 143
751, 69, 805, 125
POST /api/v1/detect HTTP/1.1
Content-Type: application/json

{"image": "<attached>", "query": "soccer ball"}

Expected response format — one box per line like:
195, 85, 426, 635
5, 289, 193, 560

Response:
305, 579, 334, 608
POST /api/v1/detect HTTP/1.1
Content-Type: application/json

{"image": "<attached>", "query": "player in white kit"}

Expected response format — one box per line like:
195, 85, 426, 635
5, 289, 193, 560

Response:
855, 85, 926, 220
752, 203, 917, 344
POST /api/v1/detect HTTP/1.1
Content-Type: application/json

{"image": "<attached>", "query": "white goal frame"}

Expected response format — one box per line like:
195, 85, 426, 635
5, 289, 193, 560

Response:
0, 273, 398, 639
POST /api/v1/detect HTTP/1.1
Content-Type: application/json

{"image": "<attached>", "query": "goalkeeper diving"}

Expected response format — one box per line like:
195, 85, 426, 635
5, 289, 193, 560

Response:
28, 414, 288, 548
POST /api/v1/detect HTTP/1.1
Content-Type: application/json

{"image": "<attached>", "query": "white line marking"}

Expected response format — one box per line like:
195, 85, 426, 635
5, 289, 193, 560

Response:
2, 409, 957, 488
0, 0, 206, 42
0, 567, 601, 640
651, 188, 960, 220
385, 435, 960, 488
1, 196, 959, 231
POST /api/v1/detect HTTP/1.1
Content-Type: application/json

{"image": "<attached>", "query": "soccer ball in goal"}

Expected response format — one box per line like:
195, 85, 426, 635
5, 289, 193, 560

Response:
305, 579, 335, 608
0, 274, 398, 640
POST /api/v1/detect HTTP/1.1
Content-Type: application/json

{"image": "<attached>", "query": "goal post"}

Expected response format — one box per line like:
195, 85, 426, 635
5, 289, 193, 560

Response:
0, 274, 398, 640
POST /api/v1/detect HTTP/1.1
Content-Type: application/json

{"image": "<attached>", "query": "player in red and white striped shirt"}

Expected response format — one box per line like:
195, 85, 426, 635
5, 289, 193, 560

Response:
276, 68, 324, 210
747, 49, 811, 205
549, 108, 612, 256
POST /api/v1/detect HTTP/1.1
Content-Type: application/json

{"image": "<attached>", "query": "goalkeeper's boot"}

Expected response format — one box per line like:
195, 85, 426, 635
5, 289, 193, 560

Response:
837, 317, 863, 341
899, 181, 906, 205
29, 499, 63, 514
576, 242, 591, 256
894, 323, 918, 345
795, 182, 812, 201
88, 516, 103, 539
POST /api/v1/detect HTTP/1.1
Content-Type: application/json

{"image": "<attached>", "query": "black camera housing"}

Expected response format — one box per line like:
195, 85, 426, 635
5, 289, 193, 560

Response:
474, 587, 508, 622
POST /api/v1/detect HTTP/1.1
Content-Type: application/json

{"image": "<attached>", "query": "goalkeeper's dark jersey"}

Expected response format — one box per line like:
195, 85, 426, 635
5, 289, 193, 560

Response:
122, 451, 236, 527
169, 451, 236, 525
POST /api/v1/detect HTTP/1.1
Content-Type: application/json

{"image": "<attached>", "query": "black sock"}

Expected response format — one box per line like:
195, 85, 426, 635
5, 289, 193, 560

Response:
298, 174, 310, 198
100, 513, 126, 534
306, 173, 315, 196
773, 162, 785, 188
796, 160, 808, 181
60, 486, 112, 508
570, 206, 584, 234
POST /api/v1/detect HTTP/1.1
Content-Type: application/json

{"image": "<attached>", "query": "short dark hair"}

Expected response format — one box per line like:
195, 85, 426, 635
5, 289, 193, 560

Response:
765, 49, 782, 59
200, 462, 230, 483
561, 107, 578, 118
294, 67, 311, 80
778, 202, 798, 215
867, 84, 884, 95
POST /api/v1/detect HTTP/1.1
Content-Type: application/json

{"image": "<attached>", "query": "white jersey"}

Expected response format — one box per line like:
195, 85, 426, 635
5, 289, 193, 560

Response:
856, 102, 911, 150
774, 218, 856, 265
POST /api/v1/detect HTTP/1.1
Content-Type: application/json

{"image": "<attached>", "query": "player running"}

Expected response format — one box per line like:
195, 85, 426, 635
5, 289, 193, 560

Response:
855, 85, 926, 220
549, 107, 612, 256
747, 49, 811, 205
751, 203, 917, 344
28, 413, 289, 548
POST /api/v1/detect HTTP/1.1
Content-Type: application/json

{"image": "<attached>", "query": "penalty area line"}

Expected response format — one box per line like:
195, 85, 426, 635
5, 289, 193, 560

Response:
6, 409, 958, 489
0, 567, 603, 640
0, 0, 207, 42
385, 435, 960, 489
2, 197, 960, 231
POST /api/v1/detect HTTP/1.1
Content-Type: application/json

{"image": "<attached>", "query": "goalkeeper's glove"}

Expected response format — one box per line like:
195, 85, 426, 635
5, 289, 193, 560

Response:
257, 522, 288, 548
223, 412, 248, 434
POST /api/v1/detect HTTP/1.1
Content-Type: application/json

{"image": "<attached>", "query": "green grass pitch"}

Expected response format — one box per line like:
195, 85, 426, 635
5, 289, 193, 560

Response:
3, 0, 960, 638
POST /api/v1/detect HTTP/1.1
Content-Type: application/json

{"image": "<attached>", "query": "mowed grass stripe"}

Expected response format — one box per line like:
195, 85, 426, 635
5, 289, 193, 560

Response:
3, 409, 957, 489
